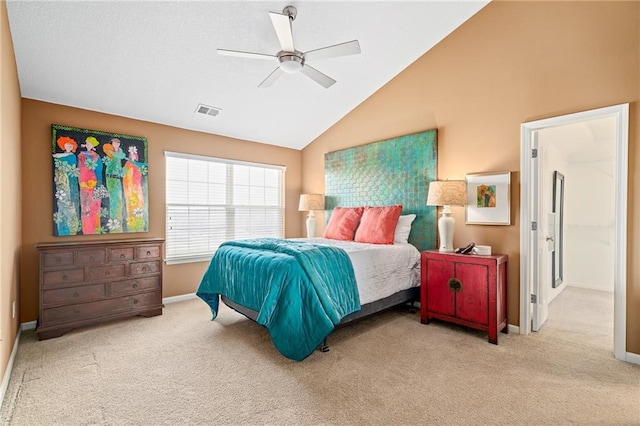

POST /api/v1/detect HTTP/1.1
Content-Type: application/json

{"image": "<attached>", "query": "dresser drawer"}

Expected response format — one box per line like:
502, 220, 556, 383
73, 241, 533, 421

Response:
42, 283, 106, 306
137, 245, 160, 259
42, 251, 75, 268
43, 269, 85, 288
87, 264, 126, 281
111, 276, 161, 295
109, 247, 134, 262
130, 261, 160, 276
42, 291, 161, 325
77, 249, 107, 266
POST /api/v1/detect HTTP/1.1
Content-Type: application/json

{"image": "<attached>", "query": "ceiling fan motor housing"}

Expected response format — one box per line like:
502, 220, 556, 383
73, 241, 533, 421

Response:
277, 51, 304, 73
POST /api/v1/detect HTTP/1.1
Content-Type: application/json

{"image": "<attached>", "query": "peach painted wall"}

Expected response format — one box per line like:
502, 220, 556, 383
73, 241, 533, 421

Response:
0, 1, 23, 383
20, 100, 303, 323
302, 1, 640, 352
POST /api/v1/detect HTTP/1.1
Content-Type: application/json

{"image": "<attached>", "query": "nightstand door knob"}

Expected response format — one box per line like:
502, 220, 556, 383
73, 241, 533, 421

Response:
447, 277, 462, 292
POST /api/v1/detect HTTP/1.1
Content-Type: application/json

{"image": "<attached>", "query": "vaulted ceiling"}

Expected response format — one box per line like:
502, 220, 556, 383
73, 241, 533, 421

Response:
7, 1, 488, 150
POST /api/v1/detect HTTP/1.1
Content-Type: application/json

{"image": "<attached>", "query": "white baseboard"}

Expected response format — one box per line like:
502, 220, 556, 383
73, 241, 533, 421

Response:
162, 293, 197, 305
625, 351, 640, 365
21, 321, 36, 331
0, 328, 22, 411
508, 324, 520, 334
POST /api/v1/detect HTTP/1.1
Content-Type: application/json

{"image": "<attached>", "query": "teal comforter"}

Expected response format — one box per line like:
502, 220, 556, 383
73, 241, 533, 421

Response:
196, 238, 361, 361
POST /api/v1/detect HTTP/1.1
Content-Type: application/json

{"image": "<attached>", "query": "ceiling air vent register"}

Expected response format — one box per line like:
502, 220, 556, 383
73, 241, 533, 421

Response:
195, 104, 221, 117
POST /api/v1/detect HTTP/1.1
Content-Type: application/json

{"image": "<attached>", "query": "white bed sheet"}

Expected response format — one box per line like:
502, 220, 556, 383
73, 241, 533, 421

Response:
293, 238, 421, 305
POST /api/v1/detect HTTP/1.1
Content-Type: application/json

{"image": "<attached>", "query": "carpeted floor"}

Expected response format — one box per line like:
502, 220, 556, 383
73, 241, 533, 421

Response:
1, 288, 638, 425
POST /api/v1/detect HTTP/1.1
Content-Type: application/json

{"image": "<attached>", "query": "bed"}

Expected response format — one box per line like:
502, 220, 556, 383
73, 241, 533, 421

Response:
197, 129, 438, 361
197, 234, 421, 361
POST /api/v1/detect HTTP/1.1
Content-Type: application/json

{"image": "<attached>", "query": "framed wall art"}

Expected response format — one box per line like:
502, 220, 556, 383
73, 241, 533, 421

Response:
465, 171, 511, 225
51, 124, 149, 236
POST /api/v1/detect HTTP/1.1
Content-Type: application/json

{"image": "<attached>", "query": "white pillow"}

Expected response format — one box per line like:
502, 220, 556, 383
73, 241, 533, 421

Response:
394, 214, 416, 244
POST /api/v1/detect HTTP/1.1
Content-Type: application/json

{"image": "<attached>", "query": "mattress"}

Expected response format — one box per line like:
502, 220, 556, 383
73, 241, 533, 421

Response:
292, 238, 421, 305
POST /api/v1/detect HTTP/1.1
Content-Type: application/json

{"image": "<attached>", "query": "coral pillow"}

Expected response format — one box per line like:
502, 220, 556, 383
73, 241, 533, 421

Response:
323, 207, 364, 241
355, 205, 403, 244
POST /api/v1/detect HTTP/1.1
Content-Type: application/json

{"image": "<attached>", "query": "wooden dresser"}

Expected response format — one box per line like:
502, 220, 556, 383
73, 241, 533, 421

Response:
36, 238, 164, 340
420, 250, 508, 344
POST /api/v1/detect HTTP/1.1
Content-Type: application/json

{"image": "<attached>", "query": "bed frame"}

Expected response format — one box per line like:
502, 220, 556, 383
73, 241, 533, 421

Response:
221, 286, 420, 353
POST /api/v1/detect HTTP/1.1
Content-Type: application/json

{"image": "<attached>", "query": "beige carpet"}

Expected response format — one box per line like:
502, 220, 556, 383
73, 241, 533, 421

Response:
545, 285, 613, 353
1, 294, 638, 425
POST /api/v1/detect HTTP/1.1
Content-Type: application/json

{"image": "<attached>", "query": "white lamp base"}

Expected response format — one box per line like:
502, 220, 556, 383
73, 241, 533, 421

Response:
306, 211, 316, 238
438, 206, 455, 252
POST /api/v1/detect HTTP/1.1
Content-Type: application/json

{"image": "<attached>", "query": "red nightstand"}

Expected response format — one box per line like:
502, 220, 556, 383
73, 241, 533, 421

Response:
420, 250, 508, 344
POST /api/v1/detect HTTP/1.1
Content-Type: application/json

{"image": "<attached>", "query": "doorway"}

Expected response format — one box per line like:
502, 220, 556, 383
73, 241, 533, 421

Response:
519, 104, 628, 361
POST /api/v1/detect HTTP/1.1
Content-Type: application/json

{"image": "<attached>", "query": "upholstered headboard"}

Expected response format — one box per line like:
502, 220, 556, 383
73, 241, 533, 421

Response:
324, 129, 438, 251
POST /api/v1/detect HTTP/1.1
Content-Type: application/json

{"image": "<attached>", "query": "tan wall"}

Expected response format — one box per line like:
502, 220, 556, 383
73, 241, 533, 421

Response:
0, 1, 23, 382
20, 100, 302, 323
302, 1, 640, 352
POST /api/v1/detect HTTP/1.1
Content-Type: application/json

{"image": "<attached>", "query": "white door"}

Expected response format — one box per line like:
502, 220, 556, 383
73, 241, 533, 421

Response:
531, 135, 548, 331
520, 103, 628, 361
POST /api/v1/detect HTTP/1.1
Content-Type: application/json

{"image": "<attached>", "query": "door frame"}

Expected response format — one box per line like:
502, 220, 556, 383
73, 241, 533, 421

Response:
519, 103, 628, 361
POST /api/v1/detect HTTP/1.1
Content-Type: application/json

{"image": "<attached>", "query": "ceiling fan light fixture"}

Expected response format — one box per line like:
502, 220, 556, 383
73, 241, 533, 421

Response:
278, 53, 303, 73
218, 6, 360, 88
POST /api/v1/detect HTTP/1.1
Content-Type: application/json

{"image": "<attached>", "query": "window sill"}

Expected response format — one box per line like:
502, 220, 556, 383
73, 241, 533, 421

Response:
164, 255, 212, 265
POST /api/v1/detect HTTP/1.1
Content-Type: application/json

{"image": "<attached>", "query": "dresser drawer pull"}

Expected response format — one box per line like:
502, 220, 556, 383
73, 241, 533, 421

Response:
62, 275, 68, 280
142, 267, 148, 272
447, 278, 462, 293
133, 283, 138, 289
133, 299, 139, 304
146, 251, 151, 256
73, 292, 79, 297
105, 271, 110, 276
73, 309, 80, 314
120, 254, 126, 259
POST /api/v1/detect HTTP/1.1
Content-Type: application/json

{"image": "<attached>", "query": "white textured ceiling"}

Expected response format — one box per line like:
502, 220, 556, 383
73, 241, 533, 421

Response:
6, 1, 488, 150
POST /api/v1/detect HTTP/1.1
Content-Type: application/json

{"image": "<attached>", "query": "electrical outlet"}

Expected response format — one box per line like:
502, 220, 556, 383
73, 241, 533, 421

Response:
12, 301, 16, 319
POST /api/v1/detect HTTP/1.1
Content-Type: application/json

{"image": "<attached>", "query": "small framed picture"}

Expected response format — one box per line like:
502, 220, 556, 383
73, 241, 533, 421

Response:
465, 171, 511, 225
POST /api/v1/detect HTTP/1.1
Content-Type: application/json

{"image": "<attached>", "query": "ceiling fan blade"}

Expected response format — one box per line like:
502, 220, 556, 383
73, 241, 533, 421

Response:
269, 12, 295, 52
258, 67, 284, 88
304, 40, 361, 62
217, 49, 276, 61
300, 65, 336, 89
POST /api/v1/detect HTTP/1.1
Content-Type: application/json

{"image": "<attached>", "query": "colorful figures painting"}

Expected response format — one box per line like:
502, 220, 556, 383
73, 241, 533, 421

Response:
51, 125, 149, 236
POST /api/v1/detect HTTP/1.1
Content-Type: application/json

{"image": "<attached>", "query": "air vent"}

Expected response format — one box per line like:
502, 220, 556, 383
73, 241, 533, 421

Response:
195, 104, 221, 117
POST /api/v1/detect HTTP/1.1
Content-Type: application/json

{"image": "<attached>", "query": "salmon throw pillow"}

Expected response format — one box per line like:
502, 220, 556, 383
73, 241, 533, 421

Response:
323, 207, 364, 241
354, 205, 403, 244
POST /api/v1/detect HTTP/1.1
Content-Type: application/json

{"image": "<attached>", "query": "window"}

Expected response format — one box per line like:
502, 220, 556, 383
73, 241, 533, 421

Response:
165, 152, 285, 264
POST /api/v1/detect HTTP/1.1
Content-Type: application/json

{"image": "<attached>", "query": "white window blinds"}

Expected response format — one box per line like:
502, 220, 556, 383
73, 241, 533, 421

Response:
165, 152, 285, 264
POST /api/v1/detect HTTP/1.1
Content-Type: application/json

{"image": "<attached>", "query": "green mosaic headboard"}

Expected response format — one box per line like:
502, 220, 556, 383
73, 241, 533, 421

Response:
324, 129, 438, 251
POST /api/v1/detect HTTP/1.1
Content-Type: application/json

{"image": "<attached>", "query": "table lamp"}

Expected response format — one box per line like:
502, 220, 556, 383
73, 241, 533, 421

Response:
298, 193, 325, 238
427, 180, 467, 252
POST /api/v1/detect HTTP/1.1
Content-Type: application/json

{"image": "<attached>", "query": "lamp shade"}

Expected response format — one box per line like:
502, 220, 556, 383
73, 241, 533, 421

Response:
427, 181, 467, 206
298, 193, 325, 211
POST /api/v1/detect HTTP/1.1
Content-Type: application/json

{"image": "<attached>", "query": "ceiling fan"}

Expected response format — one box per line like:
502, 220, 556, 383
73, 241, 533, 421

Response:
217, 5, 361, 89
